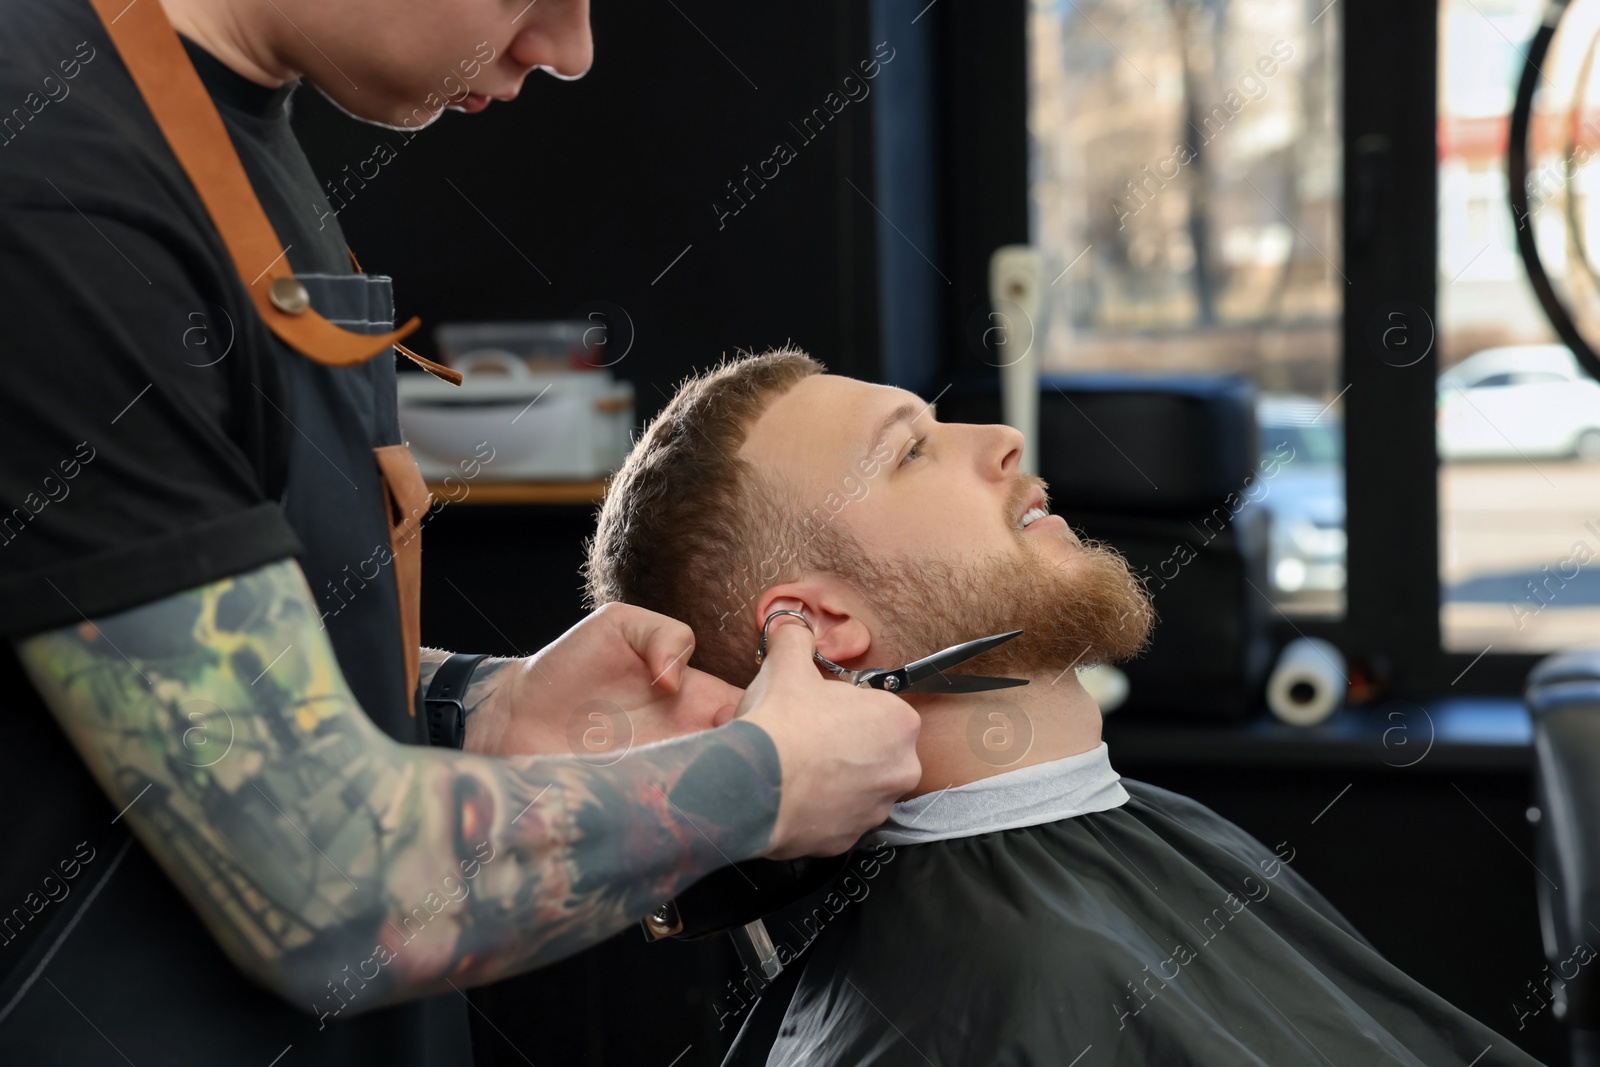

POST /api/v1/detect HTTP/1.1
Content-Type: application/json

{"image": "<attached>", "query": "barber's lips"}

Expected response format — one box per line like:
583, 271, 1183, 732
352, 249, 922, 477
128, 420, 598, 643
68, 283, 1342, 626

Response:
453, 89, 519, 113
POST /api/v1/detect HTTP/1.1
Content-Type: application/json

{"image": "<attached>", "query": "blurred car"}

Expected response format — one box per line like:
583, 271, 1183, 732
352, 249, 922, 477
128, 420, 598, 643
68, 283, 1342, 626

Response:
1437, 345, 1600, 461
1252, 396, 1346, 605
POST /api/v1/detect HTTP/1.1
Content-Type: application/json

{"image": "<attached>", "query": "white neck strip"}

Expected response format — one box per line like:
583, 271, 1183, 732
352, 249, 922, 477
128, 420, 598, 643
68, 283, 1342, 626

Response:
863, 741, 1129, 847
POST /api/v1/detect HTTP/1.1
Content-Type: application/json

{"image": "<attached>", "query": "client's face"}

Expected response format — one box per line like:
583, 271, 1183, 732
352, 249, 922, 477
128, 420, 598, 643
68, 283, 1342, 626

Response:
739, 375, 1154, 677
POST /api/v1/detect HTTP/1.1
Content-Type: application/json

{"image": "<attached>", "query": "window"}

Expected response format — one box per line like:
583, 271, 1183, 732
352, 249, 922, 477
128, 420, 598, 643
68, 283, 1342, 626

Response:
1438, 0, 1600, 654
1026, 0, 1345, 616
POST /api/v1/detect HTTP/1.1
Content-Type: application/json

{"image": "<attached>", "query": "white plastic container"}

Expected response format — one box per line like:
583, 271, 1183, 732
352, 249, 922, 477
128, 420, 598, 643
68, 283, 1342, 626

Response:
397, 353, 633, 480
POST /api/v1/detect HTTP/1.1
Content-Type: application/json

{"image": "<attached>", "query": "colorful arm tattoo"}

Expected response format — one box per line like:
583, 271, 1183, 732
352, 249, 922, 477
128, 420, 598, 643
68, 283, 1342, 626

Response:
16, 558, 781, 1022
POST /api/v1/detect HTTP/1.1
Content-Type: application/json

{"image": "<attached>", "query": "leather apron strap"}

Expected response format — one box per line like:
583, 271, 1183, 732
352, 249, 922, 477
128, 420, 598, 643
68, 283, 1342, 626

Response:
373, 444, 433, 707
83, 0, 458, 379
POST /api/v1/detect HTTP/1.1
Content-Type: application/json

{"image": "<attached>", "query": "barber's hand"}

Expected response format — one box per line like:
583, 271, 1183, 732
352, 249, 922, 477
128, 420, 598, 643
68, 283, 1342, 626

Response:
470, 603, 744, 758
739, 613, 922, 859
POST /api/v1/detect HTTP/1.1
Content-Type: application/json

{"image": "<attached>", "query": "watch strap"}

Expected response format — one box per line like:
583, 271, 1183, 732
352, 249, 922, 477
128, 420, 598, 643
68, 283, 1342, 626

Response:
423, 653, 490, 749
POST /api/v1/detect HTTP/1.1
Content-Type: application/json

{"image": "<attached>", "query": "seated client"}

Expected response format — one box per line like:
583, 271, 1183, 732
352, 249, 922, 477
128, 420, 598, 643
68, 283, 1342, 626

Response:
584, 348, 1543, 1067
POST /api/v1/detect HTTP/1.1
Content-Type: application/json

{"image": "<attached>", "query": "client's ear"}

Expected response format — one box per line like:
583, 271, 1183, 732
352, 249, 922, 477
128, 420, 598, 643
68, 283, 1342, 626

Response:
756, 579, 874, 668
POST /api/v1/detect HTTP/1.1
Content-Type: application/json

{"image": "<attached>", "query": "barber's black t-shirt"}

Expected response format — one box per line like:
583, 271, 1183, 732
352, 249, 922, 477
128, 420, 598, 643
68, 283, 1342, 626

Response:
0, 0, 469, 1061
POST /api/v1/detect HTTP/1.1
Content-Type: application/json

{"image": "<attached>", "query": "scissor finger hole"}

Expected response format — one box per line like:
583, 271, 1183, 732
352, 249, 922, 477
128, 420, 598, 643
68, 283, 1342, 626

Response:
755, 609, 813, 664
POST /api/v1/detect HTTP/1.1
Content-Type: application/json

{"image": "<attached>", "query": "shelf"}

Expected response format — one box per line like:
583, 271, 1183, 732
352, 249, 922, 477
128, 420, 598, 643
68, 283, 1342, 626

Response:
426, 479, 608, 506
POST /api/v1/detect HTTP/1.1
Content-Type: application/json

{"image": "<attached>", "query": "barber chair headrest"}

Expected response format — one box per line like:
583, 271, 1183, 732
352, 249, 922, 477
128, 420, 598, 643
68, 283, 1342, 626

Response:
1036, 373, 1259, 517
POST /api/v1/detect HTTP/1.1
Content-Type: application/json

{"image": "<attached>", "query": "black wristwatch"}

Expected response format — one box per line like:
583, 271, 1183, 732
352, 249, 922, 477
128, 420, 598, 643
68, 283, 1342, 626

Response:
423, 653, 490, 749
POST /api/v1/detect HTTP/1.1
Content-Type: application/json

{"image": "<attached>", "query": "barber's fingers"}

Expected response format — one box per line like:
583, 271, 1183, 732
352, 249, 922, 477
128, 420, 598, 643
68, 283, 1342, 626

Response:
732, 613, 816, 720
757, 611, 821, 685
676, 666, 744, 728
605, 603, 696, 693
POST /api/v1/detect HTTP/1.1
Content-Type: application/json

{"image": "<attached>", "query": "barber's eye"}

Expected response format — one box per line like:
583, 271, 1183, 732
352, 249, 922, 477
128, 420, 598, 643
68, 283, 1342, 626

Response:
900, 437, 926, 466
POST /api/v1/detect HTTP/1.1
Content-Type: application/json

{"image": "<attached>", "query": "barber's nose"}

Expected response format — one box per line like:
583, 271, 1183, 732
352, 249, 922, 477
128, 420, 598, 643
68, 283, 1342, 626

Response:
508, 0, 594, 79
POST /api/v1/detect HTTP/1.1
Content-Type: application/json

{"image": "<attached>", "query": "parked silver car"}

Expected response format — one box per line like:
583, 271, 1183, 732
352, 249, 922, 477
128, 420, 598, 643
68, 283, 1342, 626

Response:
1253, 396, 1346, 610
1437, 345, 1600, 461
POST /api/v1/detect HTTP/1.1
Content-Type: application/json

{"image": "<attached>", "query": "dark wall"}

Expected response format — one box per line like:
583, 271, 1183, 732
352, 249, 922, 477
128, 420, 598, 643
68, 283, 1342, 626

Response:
935, 0, 1029, 382
291, 4, 882, 399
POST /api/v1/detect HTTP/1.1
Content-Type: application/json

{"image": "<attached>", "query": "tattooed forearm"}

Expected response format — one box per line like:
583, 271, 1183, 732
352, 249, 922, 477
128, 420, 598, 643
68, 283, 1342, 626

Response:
416, 647, 517, 753
16, 559, 781, 1018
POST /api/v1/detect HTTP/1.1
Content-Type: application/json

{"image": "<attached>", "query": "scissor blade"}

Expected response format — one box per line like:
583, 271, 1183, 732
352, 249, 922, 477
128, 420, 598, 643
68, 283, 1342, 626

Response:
902, 629, 1024, 686
901, 673, 1031, 695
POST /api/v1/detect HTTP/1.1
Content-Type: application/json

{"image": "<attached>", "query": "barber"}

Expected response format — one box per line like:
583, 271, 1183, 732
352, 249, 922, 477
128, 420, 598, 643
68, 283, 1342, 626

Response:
0, 0, 921, 1062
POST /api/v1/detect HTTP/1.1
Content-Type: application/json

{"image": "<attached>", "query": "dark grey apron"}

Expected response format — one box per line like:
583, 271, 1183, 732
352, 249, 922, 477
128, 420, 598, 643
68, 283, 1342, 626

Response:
285, 271, 432, 738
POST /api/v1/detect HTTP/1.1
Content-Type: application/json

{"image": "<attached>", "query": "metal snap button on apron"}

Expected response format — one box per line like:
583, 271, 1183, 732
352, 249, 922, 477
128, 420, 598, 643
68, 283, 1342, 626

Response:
269, 276, 310, 315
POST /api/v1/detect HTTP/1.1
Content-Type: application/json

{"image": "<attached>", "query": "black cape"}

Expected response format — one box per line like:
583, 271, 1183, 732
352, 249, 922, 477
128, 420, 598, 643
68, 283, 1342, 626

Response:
724, 780, 1545, 1066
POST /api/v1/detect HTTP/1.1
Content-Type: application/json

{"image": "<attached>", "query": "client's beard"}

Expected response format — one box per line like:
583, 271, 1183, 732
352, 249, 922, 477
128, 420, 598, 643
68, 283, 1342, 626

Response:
821, 484, 1155, 677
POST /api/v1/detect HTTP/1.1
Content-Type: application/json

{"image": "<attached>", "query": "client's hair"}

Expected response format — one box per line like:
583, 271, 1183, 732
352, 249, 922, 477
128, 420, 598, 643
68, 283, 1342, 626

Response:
584, 347, 826, 686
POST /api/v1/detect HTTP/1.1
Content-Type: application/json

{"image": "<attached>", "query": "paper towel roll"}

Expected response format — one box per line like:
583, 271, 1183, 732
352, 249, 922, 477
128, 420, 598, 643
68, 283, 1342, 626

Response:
1265, 637, 1346, 726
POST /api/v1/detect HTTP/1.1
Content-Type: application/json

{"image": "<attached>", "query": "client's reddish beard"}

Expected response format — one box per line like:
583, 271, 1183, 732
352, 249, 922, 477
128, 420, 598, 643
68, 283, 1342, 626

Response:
822, 478, 1155, 676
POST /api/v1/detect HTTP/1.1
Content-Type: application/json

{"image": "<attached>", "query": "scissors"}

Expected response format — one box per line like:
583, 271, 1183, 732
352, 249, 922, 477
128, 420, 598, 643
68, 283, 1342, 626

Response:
755, 609, 1030, 694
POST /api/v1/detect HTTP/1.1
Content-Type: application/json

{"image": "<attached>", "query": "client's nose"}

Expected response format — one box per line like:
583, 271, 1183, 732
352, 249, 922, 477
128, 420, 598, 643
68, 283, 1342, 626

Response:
981, 421, 1026, 479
